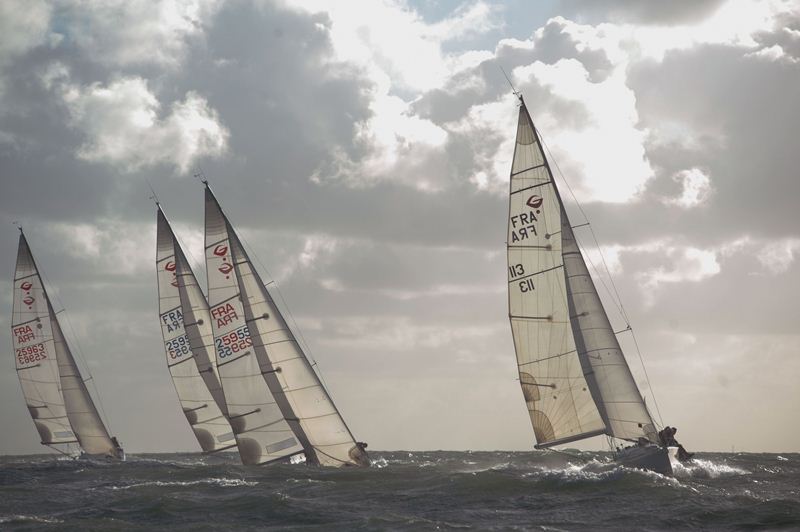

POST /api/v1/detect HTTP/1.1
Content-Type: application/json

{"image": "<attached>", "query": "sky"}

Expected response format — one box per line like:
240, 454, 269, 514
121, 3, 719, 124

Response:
0, 0, 798, 455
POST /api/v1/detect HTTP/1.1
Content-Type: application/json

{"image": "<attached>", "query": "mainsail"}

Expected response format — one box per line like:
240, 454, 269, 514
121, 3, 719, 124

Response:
507, 96, 657, 448
11, 229, 123, 458
204, 185, 368, 467
156, 207, 237, 453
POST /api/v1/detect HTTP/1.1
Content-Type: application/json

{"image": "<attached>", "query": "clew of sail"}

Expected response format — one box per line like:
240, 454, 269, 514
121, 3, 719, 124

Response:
156, 207, 237, 453
507, 99, 606, 448
204, 188, 305, 465
11, 232, 77, 449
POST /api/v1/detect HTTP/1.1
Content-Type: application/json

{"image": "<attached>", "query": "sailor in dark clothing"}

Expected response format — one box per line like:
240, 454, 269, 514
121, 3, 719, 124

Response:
659, 426, 694, 462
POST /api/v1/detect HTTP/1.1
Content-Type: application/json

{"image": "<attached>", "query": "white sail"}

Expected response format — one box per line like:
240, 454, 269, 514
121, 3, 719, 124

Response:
561, 218, 658, 443
156, 207, 237, 453
50, 302, 119, 456
205, 186, 368, 467
11, 232, 77, 449
12, 230, 122, 458
507, 101, 606, 448
204, 188, 305, 465
508, 97, 657, 447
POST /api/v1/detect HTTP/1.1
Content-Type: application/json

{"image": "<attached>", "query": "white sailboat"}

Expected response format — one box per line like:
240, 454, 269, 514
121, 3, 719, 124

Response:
11, 228, 124, 460
506, 95, 674, 475
203, 183, 369, 467
156, 205, 238, 454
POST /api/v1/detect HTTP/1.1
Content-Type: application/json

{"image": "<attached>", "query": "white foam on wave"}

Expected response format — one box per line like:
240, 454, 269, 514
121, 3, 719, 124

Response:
673, 458, 749, 479
109, 477, 256, 490
0, 514, 64, 524
371, 457, 388, 469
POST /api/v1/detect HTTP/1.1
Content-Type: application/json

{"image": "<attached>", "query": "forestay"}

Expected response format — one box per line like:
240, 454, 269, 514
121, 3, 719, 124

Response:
204, 188, 305, 465
11, 232, 77, 449
507, 100, 606, 448
156, 208, 237, 453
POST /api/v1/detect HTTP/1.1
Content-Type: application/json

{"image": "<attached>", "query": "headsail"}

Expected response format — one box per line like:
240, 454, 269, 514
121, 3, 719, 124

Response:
507, 97, 657, 448
12, 230, 122, 458
11, 232, 77, 450
204, 188, 305, 465
156, 207, 237, 453
205, 185, 369, 467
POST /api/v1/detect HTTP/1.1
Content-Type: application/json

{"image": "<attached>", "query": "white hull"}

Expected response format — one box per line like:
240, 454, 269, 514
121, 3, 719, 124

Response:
615, 444, 673, 476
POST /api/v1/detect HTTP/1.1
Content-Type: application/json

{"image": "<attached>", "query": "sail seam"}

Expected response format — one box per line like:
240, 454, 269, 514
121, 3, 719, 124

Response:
511, 163, 546, 177
508, 264, 563, 283
510, 180, 552, 195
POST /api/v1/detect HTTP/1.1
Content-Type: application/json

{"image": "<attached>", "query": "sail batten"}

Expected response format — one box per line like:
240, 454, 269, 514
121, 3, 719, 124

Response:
205, 185, 369, 467
156, 207, 238, 454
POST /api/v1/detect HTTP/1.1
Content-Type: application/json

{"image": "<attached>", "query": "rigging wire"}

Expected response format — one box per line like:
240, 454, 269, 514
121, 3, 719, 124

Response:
537, 132, 665, 428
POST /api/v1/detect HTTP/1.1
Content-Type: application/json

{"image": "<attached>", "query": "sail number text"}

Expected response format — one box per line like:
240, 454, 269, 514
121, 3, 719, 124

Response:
509, 263, 534, 293
161, 308, 184, 334
215, 326, 252, 359
15, 343, 47, 365
165, 334, 190, 359
211, 302, 239, 328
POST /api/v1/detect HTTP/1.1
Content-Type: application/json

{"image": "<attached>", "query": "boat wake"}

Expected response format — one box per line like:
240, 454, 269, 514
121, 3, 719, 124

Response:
108, 477, 257, 490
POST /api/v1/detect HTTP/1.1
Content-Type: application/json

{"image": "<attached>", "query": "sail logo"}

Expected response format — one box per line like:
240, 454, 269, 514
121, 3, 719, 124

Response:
165, 261, 178, 286
218, 263, 233, 276
526, 195, 543, 210
22, 295, 35, 308
213, 244, 228, 257
20, 281, 33, 291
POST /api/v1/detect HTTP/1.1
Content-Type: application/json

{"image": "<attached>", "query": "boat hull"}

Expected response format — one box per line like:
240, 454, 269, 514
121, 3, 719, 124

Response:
615, 444, 672, 476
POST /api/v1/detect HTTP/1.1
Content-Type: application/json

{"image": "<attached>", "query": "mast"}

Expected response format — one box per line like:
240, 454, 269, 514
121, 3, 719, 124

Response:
204, 184, 369, 467
508, 96, 658, 448
203, 185, 306, 465
156, 206, 237, 454
11, 230, 78, 453
13, 230, 122, 457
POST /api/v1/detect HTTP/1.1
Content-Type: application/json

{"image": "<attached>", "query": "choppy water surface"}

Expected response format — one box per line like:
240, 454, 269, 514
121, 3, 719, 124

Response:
0, 451, 797, 530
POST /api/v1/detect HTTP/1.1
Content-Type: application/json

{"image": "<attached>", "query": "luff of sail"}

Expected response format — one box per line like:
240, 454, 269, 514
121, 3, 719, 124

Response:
156, 207, 237, 453
204, 188, 305, 465
11, 232, 77, 449
507, 100, 606, 448
205, 186, 368, 467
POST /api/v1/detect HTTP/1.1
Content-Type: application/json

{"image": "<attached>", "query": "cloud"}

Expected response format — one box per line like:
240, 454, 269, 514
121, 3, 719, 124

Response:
664, 168, 713, 208
757, 238, 800, 274
52, 75, 229, 173
55, 0, 223, 67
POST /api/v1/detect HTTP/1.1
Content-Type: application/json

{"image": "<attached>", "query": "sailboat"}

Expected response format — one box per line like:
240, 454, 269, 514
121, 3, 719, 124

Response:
506, 95, 674, 475
203, 182, 369, 467
156, 205, 238, 454
11, 228, 125, 460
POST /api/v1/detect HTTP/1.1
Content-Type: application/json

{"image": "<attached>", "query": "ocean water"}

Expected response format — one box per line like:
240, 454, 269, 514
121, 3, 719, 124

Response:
0, 451, 797, 530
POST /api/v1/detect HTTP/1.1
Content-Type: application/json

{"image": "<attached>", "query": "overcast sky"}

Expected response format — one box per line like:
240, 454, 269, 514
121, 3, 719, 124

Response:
1, 0, 798, 455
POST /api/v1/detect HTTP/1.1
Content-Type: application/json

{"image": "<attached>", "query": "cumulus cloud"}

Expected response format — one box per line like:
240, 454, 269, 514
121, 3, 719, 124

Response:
55, 0, 223, 67
50, 74, 228, 173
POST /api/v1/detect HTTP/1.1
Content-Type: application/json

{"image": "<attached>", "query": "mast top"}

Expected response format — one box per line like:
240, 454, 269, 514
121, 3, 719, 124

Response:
500, 65, 522, 102
146, 180, 161, 207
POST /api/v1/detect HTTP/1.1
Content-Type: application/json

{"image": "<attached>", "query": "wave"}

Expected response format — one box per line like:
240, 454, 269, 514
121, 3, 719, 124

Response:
0, 514, 64, 524
673, 458, 749, 479
108, 477, 257, 490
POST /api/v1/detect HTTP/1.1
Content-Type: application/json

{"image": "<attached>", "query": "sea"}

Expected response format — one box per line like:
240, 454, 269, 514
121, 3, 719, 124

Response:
0, 451, 797, 530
